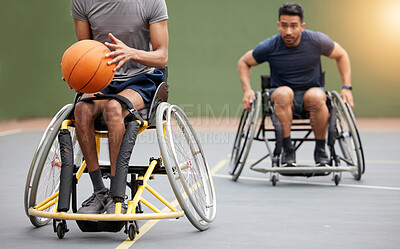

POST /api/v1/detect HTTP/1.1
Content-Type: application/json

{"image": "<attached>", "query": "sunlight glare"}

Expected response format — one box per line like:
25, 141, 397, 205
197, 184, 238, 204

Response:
381, 1, 400, 31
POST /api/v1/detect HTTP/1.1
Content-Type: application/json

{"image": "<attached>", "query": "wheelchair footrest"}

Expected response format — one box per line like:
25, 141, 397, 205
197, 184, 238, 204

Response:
76, 220, 125, 233
279, 171, 331, 178
29, 208, 185, 221
251, 165, 357, 175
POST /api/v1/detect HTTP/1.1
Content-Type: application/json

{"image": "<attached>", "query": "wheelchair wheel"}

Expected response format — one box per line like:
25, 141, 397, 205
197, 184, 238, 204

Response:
156, 103, 216, 231
344, 99, 365, 174
228, 91, 261, 181
24, 104, 83, 227
331, 91, 364, 180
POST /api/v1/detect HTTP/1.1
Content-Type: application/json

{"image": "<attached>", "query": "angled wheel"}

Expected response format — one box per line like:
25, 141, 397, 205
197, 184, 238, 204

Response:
228, 91, 261, 181
331, 91, 364, 180
344, 100, 365, 174
156, 103, 216, 231
24, 104, 83, 227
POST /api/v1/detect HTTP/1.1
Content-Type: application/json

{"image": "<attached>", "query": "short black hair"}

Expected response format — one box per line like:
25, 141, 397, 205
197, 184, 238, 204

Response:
279, 2, 304, 22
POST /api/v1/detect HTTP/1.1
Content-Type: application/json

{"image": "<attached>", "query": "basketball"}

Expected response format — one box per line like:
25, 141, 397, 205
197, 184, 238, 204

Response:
61, 40, 115, 93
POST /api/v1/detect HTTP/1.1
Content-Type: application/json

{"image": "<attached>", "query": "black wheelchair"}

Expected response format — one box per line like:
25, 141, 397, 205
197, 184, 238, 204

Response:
229, 75, 365, 186
24, 68, 216, 239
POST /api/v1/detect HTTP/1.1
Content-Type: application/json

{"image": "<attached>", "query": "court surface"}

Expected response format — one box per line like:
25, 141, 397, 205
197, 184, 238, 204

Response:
0, 122, 399, 249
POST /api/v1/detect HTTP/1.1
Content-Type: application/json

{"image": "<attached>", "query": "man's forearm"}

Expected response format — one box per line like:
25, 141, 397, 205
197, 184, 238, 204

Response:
336, 53, 352, 87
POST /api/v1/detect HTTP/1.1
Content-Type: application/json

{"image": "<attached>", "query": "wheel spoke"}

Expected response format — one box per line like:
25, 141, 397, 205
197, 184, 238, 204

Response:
157, 103, 216, 229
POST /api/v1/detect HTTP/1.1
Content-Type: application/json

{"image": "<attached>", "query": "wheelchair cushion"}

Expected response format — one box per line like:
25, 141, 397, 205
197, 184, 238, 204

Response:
78, 93, 148, 131
267, 89, 328, 120
262, 73, 326, 119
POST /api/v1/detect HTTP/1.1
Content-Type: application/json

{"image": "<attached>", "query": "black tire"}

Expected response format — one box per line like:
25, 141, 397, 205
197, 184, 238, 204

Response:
229, 91, 261, 181
334, 174, 340, 186
56, 223, 65, 239
128, 223, 137, 240
331, 91, 364, 180
344, 102, 366, 174
271, 175, 277, 186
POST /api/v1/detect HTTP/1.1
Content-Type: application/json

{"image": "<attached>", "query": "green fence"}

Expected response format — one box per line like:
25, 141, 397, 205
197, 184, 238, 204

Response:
1, 0, 399, 120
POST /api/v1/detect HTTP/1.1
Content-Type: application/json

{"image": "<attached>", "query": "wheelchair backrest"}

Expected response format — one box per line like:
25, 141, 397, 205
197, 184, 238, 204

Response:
261, 75, 271, 91
158, 66, 168, 84
137, 66, 169, 125
146, 81, 168, 126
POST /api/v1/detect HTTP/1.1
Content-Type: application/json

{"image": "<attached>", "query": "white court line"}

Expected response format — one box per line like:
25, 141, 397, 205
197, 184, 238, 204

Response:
0, 129, 23, 137
365, 160, 400, 165
213, 173, 400, 191
244, 158, 400, 165
228, 154, 400, 165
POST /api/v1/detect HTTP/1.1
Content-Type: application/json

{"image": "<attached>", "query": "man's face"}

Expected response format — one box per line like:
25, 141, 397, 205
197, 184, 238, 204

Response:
277, 15, 305, 47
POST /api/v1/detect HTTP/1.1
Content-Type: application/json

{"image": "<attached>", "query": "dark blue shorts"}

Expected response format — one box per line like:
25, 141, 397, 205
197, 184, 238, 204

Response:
101, 69, 164, 104
269, 87, 325, 115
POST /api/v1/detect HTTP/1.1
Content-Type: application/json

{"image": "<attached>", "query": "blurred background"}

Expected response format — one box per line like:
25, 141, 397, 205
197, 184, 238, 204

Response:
1, 0, 399, 121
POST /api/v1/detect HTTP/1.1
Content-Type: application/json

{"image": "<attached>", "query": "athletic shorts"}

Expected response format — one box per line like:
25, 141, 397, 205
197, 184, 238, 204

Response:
101, 69, 164, 104
269, 87, 325, 116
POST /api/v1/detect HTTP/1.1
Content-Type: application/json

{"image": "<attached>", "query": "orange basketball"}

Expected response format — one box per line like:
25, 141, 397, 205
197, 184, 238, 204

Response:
61, 40, 115, 93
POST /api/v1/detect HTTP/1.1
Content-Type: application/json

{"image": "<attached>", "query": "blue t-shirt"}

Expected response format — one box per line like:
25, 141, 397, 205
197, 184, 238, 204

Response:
252, 30, 334, 89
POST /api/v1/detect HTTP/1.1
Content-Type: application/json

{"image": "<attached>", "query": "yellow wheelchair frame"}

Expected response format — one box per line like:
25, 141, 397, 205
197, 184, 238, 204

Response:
25, 95, 216, 240
29, 119, 184, 216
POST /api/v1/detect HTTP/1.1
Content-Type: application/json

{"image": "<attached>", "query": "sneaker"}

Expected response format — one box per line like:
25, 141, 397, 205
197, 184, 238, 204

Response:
314, 149, 329, 166
77, 188, 109, 214
104, 198, 127, 214
281, 148, 296, 166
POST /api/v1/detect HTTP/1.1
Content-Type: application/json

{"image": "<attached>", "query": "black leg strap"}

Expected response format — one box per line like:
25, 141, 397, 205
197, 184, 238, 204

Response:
79, 93, 144, 124
111, 121, 141, 200
57, 129, 74, 212
268, 96, 283, 156
327, 94, 337, 147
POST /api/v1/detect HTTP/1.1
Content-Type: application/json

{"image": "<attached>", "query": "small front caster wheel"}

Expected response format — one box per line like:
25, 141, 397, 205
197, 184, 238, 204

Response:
334, 175, 340, 186
128, 222, 139, 240
56, 223, 66, 239
271, 175, 277, 186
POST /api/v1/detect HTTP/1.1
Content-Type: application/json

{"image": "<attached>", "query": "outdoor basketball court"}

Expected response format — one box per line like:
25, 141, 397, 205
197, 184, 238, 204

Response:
0, 119, 399, 249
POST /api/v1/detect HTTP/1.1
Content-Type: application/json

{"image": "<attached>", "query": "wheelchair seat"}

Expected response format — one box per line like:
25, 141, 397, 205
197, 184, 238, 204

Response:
261, 74, 326, 120
73, 67, 170, 131
91, 81, 169, 131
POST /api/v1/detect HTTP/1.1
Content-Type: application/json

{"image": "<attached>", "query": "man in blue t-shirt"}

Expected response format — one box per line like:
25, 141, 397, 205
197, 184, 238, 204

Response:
238, 2, 354, 166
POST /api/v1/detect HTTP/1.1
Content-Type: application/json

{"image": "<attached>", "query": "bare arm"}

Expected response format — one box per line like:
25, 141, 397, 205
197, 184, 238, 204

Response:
73, 18, 91, 40
238, 50, 259, 110
328, 42, 354, 108
105, 20, 168, 71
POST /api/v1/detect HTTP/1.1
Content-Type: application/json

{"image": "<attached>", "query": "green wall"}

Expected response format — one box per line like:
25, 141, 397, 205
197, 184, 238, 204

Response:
1, 0, 399, 120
